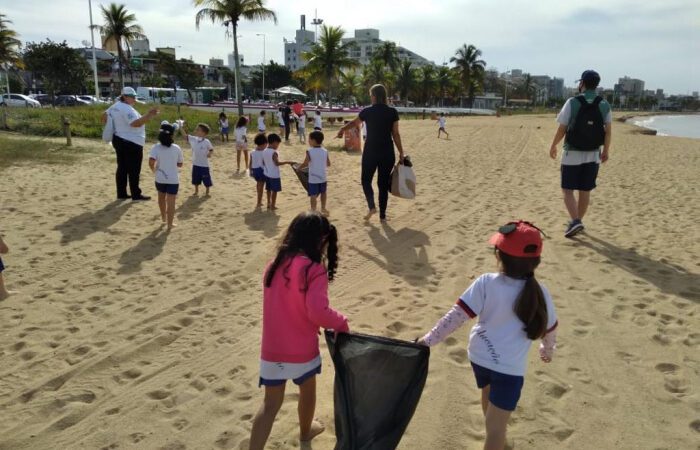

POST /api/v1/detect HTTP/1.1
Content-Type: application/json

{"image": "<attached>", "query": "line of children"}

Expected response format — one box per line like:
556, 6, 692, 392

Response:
180, 122, 214, 196
299, 130, 330, 214
0, 234, 13, 300
262, 133, 295, 210
234, 116, 249, 172
218, 112, 229, 142
249, 133, 267, 208
148, 123, 184, 231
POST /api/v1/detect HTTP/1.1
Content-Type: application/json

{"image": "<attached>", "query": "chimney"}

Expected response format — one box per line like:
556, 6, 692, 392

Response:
301, 15, 306, 30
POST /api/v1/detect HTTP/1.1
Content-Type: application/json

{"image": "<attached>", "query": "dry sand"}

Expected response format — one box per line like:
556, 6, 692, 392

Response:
0, 114, 698, 450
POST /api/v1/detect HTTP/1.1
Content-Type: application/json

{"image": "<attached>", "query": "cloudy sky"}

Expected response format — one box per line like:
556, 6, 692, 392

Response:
5, 0, 699, 94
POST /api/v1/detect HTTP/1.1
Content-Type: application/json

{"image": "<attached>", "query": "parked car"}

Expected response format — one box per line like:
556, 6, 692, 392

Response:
53, 95, 91, 107
0, 93, 41, 108
29, 94, 53, 106
78, 95, 106, 104
135, 96, 147, 104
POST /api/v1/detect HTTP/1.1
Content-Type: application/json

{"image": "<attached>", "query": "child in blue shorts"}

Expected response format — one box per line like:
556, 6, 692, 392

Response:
149, 123, 184, 231
299, 130, 330, 215
250, 133, 268, 208
0, 234, 12, 300
419, 221, 558, 449
180, 122, 214, 196
262, 133, 295, 210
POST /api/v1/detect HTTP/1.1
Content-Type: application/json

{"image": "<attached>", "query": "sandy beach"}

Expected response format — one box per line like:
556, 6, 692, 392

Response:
0, 114, 698, 450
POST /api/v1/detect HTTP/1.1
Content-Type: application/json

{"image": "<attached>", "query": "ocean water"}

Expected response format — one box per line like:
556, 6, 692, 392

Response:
630, 115, 700, 139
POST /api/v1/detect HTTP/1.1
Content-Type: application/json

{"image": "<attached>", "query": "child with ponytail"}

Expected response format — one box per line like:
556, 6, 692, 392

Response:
418, 221, 558, 450
148, 122, 183, 231
249, 211, 349, 449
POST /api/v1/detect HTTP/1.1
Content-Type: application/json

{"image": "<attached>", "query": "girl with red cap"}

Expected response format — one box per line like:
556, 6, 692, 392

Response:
418, 221, 558, 450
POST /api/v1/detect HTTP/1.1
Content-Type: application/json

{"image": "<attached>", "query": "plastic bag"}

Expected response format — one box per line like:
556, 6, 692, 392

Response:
102, 111, 115, 143
325, 330, 430, 450
390, 156, 416, 199
292, 164, 309, 193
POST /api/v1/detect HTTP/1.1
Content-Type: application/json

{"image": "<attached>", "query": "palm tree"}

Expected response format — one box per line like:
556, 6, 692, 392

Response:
372, 41, 400, 72
99, 3, 145, 90
339, 70, 361, 103
302, 25, 358, 103
436, 65, 454, 107
450, 44, 486, 107
417, 64, 436, 106
0, 13, 22, 95
395, 60, 415, 105
194, 0, 277, 116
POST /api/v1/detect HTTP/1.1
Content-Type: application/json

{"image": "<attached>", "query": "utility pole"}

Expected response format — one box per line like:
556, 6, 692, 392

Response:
311, 9, 323, 43
88, 0, 100, 99
256, 33, 266, 101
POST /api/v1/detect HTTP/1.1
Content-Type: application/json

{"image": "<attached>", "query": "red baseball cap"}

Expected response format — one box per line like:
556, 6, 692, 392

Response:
489, 221, 543, 257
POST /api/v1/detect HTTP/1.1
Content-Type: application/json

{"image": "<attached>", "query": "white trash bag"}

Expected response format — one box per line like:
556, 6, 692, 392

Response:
390, 155, 416, 199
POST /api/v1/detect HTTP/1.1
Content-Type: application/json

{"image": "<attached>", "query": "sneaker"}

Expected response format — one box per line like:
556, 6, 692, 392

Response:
564, 219, 584, 238
132, 195, 151, 201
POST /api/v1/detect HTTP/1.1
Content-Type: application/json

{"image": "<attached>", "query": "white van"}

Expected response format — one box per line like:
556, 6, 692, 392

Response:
136, 87, 189, 104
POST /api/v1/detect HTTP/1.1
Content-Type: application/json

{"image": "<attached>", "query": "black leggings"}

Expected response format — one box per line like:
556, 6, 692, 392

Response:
113, 135, 143, 198
361, 153, 395, 219
284, 120, 291, 141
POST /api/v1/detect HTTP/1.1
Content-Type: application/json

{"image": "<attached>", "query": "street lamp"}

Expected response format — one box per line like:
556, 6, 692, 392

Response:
311, 9, 323, 43
88, 0, 99, 99
256, 33, 266, 101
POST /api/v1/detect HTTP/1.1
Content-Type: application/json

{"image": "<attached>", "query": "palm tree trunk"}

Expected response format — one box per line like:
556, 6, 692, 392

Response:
117, 43, 124, 90
233, 23, 243, 116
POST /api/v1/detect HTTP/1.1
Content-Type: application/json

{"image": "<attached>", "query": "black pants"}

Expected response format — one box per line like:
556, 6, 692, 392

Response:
283, 119, 291, 141
113, 135, 143, 198
361, 152, 395, 219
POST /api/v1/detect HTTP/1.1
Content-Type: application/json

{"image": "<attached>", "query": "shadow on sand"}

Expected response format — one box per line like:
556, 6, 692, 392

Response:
54, 200, 133, 245
352, 222, 435, 286
117, 227, 169, 275
573, 233, 700, 303
243, 209, 281, 238
177, 194, 210, 221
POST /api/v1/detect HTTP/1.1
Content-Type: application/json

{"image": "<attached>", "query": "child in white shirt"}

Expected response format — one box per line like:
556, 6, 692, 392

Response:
262, 133, 295, 210
234, 116, 249, 172
149, 123, 184, 231
297, 112, 306, 144
180, 122, 214, 196
277, 108, 285, 136
437, 112, 449, 139
299, 130, 330, 214
257, 110, 267, 133
313, 110, 322, 131
218, 112, 229, 142
250, 133, 268, 208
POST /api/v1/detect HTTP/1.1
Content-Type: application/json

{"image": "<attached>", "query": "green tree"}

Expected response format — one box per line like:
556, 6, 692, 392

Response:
23, 40, 91, 98
155, 51, 204, 102
372, 41, 400, 72
339, 70, 362, 103
450, 43, 486, 107
194, 0, 277, 115
99, 3, 145, 90
416, 64, 436, 106
140, 72, 165, 88
302, 24, 358, 103
395, 60, 416, 104
250, 60, 292, 94
436, 65, 455, 106
0, 12, 22, 95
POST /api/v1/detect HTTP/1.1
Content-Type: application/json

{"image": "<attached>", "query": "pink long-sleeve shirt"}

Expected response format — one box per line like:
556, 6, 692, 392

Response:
261, 255, 349, 363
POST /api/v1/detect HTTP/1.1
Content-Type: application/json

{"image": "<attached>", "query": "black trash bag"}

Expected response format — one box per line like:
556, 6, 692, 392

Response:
325, 330, 430, 450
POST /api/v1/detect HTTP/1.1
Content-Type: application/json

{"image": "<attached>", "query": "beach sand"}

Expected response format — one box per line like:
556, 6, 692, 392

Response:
0, 114, 698, 449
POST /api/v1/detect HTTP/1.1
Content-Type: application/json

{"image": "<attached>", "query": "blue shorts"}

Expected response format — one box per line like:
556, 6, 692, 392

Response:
250, 167, 265, 182
221, 127, 229, 134
308, 182, 327, 196
0, 257, 4, 273
561, 162, 599, 191
471, 362, 524, 411
155, 182, 179, 195
192, 165, 213, 187
259, 365, 321, 387
266, 177, 281, 192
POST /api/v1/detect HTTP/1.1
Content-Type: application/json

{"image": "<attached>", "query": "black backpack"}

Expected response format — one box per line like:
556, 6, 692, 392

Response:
566, 95, 605, 150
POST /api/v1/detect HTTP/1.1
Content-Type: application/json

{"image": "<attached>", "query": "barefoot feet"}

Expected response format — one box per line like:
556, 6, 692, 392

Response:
300, 419, 325, 442
364, 208, 377, 221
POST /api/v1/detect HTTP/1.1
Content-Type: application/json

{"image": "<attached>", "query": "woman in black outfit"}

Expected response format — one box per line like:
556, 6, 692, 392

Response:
338, 84, 405, 221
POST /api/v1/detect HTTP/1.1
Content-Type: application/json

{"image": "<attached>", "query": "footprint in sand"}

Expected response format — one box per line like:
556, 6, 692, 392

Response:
147, 390, 171, 400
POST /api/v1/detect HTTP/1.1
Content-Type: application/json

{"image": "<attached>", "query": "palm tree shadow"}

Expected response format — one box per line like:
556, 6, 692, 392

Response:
177, 195, 209, 221
54, 200, 134, 245
352, 222, 435, 286
243, 209, 280, 238
117, 228, 169, 275
572, 234, 700, 303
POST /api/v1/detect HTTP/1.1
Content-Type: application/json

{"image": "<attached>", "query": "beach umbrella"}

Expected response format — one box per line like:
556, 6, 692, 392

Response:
272, 85, 307, 97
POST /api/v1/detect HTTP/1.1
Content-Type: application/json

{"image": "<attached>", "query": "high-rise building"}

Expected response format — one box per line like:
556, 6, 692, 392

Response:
130, 38, 150, 57
615, 76, 645, 97
284, 15, 315, 71
228, 53, 245, 69
209, 58, 224, 67
549, 77, 564, 100
341, 29, 432, 67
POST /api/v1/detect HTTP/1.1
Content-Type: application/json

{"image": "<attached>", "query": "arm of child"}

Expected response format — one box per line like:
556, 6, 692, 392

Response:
177, 148, 184, 168
305, 266, 349, 333
148, 157, 157, 173
539, 327, 557, 363
179, 124, 188, 139
299, 151, 311, 170
417, 301, 472, 346
0, 236, 8, 254
326, 154, 331, 167
273, 152, 295, 167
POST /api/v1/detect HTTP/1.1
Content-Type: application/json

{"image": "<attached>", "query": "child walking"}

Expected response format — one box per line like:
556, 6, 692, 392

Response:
248, 211, 349, 450
299, 130, 330, 214
437, 112, 449, 139
277, 107, 285, 136
296, 111, 307, 144
234, 116, 249, 172
257, 110, 267, 133
313, 110, 323, 131
149, 123, 184, 231
0, 234, 14, 300
180, 122, 214, 195
250, 133, 268, 208
262, 133, 295, 210
418, 221, 558, 450
218, 111, 229, 142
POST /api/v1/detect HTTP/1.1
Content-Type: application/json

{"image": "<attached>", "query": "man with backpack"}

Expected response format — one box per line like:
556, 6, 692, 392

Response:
549, 70, 612, 238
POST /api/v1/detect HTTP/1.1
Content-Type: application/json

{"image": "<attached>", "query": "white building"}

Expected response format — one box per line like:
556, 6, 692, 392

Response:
209, 58, 224, 67
341, 29, 432, 67
130, 38, 150, 57
284, 15, 315, 71
228, 53, 245, 69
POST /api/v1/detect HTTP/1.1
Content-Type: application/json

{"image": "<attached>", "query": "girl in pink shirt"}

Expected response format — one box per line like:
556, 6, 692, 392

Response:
249, 211, 349, 449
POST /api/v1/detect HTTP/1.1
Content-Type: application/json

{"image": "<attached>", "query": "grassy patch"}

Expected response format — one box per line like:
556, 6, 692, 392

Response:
0, 134, 84, 169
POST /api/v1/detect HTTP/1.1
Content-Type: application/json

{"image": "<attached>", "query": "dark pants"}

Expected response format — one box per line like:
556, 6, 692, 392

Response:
113, 135, 143, 198
283, 119, 291, 141
361, 152, 395, 219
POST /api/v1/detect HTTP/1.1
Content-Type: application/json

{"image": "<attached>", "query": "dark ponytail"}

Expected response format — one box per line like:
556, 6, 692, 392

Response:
498, 250, 548, 340
158, 123, 175, 147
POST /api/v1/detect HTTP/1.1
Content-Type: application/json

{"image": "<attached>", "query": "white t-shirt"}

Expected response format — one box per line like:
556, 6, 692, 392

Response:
109, 101, 145, 146
219, 118, 229, 129
438, 117, 446, 128
556, 97, 612, 166
257, 115, 266, 132
235, 126, 248, 144
298, 114, 306, 129
149, 143, 184, 184
187, 135, 214, 168
314, 114, 322, 129
461, 273, 558, 376
250, 149, 265, 169
262, 147, 281, 178
277, 111, 285, 126
307, 147, 328, 184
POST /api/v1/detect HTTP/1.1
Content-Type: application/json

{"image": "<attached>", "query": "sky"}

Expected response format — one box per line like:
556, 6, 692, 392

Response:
4, 0, 699, 94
